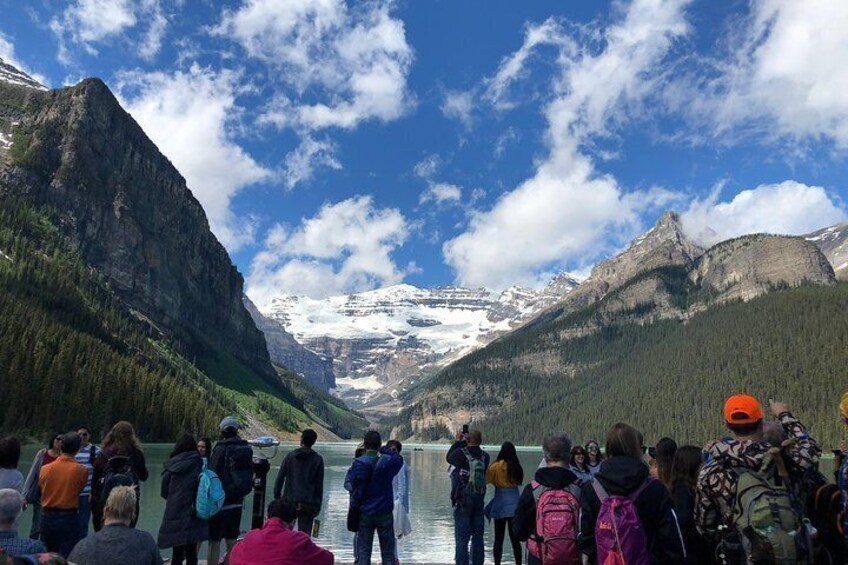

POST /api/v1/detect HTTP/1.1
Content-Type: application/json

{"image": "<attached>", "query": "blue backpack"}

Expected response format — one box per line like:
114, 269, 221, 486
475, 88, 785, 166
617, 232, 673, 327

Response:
195, 458, 225, 519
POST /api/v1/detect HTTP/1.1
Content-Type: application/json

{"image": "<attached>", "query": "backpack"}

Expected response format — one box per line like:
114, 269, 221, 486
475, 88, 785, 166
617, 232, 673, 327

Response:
195, 458, 225, 520
592, 478, 653, 565
461, 448, 486, 499
730, 458, 803, 564
98, 455, 138, 506
528, 481, 582, 564
220, 441, 254, 500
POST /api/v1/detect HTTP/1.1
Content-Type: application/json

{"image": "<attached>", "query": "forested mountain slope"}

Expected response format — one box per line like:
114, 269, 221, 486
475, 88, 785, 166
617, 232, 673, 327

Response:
399, 234, 843, 446
0, 63, 365, 440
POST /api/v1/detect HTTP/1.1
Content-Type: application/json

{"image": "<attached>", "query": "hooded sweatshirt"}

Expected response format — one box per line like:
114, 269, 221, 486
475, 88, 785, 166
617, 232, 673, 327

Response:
273, 447, 324, 509
694, 411, 820, 543
578, 456, 685, 565
513, 466, 580, 543
158, 451, 207, 549
228, 517, 334, 565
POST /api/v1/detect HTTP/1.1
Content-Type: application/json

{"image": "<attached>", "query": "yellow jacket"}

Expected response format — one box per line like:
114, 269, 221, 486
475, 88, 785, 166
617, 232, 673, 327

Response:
486, 459, 521, 488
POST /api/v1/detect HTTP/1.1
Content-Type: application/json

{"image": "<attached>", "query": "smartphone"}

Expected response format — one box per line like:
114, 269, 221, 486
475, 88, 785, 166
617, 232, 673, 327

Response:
462, 424, 469, 435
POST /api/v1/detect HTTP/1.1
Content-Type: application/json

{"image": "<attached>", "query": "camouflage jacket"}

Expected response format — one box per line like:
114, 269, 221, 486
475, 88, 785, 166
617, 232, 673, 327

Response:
694, 412, 821, 542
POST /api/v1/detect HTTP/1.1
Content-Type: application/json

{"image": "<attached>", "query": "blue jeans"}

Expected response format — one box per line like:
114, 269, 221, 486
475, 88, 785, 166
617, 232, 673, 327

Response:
454, 496, 485, 565
78, 494, 91, 538
41, 509, 80, 558
358, 512, 395, 565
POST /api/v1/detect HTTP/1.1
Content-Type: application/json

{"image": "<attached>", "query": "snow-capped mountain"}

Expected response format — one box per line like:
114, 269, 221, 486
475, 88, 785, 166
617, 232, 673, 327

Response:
255, 273, 580, 409
0, 58, 46, 90
806, 222, 848, 280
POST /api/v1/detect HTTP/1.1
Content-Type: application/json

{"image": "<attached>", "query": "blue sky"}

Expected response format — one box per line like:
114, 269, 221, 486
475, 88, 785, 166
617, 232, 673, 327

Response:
1, 0, 847, 304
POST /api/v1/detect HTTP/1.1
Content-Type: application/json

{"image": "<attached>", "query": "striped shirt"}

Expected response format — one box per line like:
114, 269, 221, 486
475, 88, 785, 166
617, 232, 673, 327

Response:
74, 444, 100, 495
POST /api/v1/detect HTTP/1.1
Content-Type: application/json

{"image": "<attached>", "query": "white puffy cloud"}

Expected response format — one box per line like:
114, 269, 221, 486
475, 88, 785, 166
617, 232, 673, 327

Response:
420, 183, 462, 206
0, 33, 49, 87
217, 0, 414, 132
115, 65, 271, 251
246, 195, 412, 302
440, 90, 474, 130
49, 0, 167, 63
681, 181, 846, 247
674, 0, 848, 148
413, 154, 441, 180
444, 0, 691, 289
281, 137, 342, 190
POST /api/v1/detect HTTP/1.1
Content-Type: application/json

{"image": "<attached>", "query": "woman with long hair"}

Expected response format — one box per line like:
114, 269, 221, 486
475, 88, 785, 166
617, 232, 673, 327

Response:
654, 437, 678, 489
92, 421, 149, 530
671, 446, 714, 564
22, 433, 62, 539
585, 439, 604, 476
486, 441, 524, 565
196, 437, 212, 460
578, 423, 684, 563
568, 445, 592, 484
159, 435, 208, 565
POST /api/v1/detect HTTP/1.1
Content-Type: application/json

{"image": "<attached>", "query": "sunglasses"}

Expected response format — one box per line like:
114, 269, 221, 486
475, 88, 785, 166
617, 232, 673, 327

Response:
587, 446, 599, 451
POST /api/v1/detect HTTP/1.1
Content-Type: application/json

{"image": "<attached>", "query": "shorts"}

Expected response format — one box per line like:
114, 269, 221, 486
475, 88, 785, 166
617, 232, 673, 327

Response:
209, 506, 243, 541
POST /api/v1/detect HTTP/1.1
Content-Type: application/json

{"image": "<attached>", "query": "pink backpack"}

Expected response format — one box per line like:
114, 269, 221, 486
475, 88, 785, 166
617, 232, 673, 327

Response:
592, 478, 653, 565
527, 481, 582, 564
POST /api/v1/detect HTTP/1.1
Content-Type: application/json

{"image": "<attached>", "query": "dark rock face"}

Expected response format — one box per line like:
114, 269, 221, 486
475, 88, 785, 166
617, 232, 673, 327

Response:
0, 78, 277, 381
243, 297, 335, 390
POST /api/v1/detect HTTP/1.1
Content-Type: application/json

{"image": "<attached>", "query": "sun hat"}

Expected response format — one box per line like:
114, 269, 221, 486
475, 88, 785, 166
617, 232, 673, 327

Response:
723, 394, 764, 425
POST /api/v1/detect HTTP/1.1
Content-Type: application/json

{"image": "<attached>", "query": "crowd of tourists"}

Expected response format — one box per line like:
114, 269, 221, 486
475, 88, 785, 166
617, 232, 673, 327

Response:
0, 391, 847, 564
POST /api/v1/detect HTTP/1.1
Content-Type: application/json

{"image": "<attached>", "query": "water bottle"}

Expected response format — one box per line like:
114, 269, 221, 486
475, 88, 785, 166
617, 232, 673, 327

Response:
312, 518, 321, 538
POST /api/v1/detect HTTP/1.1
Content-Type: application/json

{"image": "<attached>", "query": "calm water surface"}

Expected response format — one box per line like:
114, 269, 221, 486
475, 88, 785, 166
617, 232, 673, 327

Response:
17, 443, 836, 563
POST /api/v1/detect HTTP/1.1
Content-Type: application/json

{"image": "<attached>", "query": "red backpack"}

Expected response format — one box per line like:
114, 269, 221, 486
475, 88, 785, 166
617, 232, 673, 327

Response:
528, 481, 583, 564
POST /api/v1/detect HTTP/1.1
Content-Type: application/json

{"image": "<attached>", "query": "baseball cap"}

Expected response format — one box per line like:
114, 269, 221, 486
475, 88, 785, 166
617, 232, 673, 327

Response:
840, 391, 848, 420
220, 416, 239, 432
723, 394, 764, 425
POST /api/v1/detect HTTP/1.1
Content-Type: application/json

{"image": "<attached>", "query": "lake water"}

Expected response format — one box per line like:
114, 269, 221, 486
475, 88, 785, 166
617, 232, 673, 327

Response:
15, 443, 836, 563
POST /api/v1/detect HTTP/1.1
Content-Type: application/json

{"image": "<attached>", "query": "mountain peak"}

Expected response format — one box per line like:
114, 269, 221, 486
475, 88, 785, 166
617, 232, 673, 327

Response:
0, 58, 47, 91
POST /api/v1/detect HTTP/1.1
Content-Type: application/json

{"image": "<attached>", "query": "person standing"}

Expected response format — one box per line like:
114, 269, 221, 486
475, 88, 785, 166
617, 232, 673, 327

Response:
0, 489, 47, 555
0, 438, 23, 493
92, 421, 148, 531
38, 431, 88, 557
74, 427, 100, 538
22, 434, 62, 539
447, 429, 490, 565
207, 416, 253, 565
346, 430, 403, 565
272, 429, 324, 535
486, 441, 523, 565
836, 392, 848, 555
670, 446, 714, 565
158, 435, 207, 565
68, 486, 162, 565
196, 438, 211, 460
387, 439, 412, 562
568, 445, 592, 485
585, 440, 603, 476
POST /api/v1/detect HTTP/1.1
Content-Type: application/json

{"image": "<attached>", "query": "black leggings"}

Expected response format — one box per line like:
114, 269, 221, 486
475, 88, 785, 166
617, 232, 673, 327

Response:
493, 517, 522, 565
172, 543, 198, 565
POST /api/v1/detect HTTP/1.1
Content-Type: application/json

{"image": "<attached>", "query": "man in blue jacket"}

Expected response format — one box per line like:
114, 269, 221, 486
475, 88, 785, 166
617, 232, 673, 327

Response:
346, 430, 403, 565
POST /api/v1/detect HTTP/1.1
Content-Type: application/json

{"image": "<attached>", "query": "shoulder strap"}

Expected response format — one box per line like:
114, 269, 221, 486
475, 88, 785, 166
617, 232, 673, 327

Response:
628, 477, 653, 502
532, 481, 548, 503
592, 479, 610, 501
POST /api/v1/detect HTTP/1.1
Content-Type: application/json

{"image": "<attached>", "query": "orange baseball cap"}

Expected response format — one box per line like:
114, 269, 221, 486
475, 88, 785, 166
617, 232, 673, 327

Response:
724, 394, 764, 424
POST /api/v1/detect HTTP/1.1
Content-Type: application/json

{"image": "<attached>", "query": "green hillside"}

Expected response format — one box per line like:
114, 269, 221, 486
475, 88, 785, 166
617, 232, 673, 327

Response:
400, 279, 848, 447
0, 195, 363, 441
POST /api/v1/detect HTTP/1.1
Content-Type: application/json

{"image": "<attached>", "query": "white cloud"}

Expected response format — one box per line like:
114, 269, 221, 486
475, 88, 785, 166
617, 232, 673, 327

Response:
681, 180, 846, 247
218, 0, 414, 132
413, 154, 441, 180
281, 137, 342, 190
420, 183, 462, 206
440, 90, 474, 130
675, 0, 848, 148
444, 0, 691, 289
50, 0, 168, 63
115, 65, 271, 251
246, 196, 412, 302
494, 127, 521, 158
0, 33, 49, 87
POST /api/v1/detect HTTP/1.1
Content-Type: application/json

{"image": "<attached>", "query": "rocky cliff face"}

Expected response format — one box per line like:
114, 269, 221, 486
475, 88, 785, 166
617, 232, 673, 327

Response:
243, 297, 336, 390
806, 223, 848, 281
0, 75, 277, 382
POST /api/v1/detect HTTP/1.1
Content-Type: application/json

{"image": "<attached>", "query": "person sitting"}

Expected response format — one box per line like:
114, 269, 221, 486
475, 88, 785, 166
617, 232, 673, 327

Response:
68, 486, 162, 565
228, 499, 334, 565
0, 489, 47, 555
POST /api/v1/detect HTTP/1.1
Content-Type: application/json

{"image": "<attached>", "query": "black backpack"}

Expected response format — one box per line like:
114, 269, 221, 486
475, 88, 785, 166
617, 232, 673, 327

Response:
220, 441, 254, 500
98, 455, 138, 506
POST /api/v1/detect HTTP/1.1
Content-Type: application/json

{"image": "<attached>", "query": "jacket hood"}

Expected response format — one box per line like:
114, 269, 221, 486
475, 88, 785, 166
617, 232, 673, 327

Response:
533, 466, 579, 488
597, 456, 651, 494
294, 446, 317, 460
165, 451, 201, 474
706, 438, 768, 470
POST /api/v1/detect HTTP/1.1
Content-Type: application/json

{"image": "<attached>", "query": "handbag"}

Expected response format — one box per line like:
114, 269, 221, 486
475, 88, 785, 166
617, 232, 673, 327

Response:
347, 457, 378, 532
